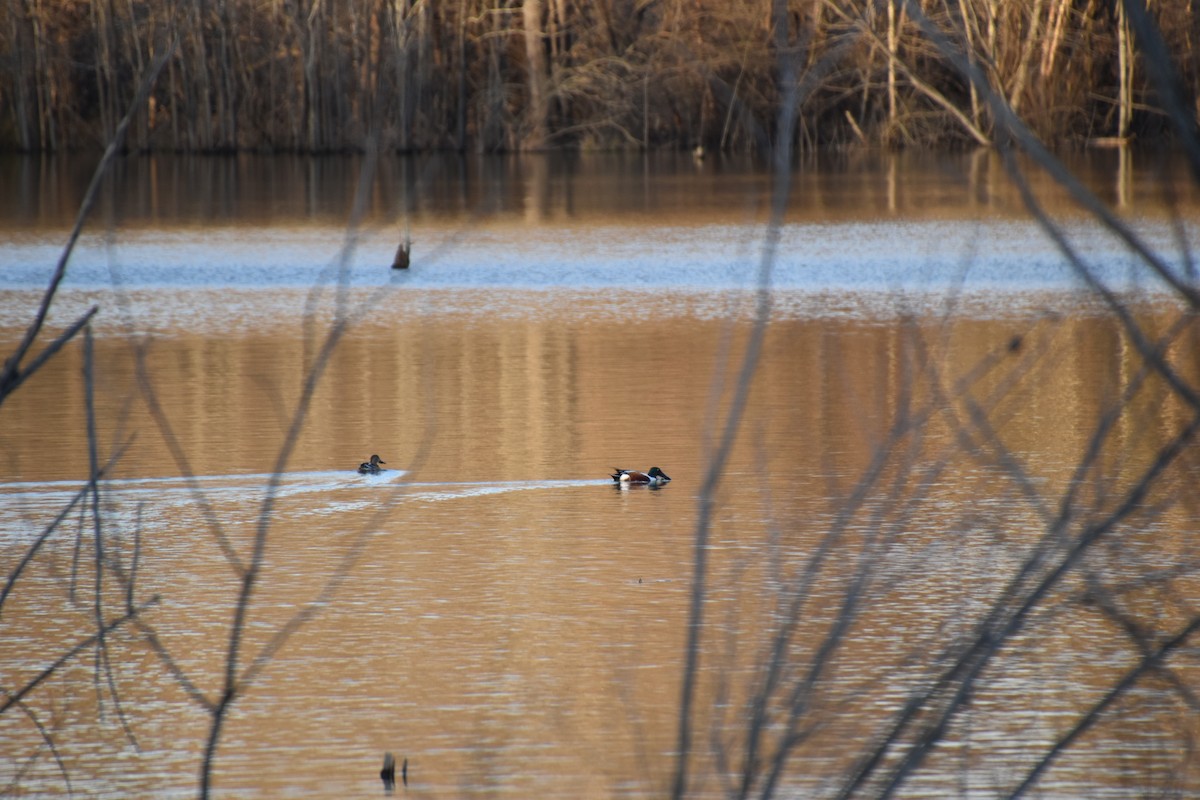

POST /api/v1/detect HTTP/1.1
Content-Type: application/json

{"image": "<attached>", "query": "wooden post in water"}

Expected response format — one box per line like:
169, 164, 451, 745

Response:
381, 752, 395, 789
392, 240, 410, 270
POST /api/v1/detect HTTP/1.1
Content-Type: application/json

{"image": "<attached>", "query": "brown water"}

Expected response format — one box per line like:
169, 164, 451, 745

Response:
3, 152, 1200, 798
3, 147, 1200, 229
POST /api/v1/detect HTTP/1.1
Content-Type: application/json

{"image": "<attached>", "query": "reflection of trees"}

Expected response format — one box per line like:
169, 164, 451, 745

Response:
2, 0, 1199, 152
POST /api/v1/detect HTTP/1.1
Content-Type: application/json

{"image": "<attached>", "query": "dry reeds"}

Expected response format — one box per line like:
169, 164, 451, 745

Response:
0, 0, 1196, 153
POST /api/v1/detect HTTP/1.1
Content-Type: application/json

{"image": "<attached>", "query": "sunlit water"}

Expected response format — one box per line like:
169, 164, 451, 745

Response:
3, 152, 1200, 798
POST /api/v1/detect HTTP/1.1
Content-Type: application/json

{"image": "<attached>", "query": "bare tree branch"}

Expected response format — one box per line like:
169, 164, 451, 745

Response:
0, 38, 178, 405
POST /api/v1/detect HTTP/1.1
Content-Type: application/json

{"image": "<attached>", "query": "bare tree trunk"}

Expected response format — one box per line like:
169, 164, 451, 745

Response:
456, 0, 467, 150
957, 0, 981, 133
9, 1, 35, 149
121, 0, 147, 147
481, 2, 508, 151
887, 0, 898, 127
1040, 0, 1069, 78
25, 0, 56, 149
1116, 0, 1133, 140
216, 0, 238, 149
1007, 0, 1044, 114
390, 0, 413, 152
415, 1, 430, 148
522, 0, 548, 148
303, 0, 321, 150
196, 16, 212, 150
91, 0, 115, 143
986, 0, 998, 96
176, 3, 194, 149
167, 4, 180, 149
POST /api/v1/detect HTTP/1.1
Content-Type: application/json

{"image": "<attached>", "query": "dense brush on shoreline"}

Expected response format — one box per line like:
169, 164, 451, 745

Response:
1, 1, 1195, 154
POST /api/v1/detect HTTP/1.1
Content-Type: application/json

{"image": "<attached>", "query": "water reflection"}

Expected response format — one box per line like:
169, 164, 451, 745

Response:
2, 149, 1198, 230
3, 153, 1200, 797
3, 291, 1199, 796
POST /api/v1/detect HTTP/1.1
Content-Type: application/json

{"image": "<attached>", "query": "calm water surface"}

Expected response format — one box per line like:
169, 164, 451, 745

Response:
2, 152, 1200, 798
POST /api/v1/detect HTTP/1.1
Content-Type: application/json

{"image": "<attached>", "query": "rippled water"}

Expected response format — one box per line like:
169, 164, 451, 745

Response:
3, 152, 1200, 798
0, 217, 1187, 294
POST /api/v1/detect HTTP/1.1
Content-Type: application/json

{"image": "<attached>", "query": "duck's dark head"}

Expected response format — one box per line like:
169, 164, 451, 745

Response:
648, 466, 670, 481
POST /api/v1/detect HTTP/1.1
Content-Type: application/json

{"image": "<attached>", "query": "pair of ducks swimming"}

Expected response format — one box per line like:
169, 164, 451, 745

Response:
358, 455, 671, 487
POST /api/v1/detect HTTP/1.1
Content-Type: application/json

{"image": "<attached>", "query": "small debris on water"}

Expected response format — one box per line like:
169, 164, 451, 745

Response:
381, 752, 396, 789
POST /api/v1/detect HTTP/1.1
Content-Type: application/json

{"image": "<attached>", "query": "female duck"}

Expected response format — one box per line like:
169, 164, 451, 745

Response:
611, 467, 671, 487
358, 454, 386, 475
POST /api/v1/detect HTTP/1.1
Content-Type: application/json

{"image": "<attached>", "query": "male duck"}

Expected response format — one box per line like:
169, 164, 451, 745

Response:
611, 467, 671, 487
358, 454, 386, 475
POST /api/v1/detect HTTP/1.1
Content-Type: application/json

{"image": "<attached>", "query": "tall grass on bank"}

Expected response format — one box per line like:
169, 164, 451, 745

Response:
1, 0, 1197, 153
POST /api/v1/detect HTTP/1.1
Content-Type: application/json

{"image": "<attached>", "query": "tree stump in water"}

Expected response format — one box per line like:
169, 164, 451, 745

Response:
392, 240, 411, 270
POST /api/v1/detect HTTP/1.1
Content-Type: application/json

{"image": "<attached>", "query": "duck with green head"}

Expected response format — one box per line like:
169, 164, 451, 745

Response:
611, 467, 671, 487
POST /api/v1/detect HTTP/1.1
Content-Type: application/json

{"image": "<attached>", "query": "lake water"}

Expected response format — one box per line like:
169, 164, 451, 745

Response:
2, 150, 1200, 798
